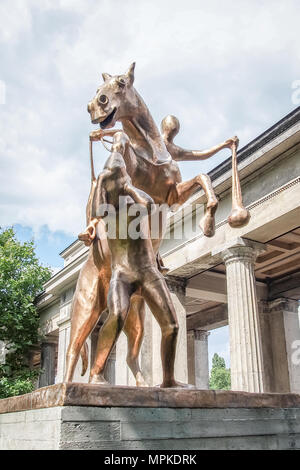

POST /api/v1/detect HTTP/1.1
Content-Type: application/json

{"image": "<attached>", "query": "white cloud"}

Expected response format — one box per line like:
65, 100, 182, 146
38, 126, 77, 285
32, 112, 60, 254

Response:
0, 0, 299, 236
0, 0, 32, 43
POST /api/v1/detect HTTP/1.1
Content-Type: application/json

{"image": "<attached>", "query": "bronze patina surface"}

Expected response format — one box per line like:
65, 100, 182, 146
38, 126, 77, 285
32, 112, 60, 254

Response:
65, 63, 246, 386
85, 140, 181, 388
228, 141, 250, 227
1, 384, 300, 414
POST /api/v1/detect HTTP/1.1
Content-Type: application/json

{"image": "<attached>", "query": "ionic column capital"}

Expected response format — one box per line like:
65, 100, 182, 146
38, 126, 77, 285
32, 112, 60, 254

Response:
260, 298, 300, 314
193, 329, 210, 341
213, 237, 266, 265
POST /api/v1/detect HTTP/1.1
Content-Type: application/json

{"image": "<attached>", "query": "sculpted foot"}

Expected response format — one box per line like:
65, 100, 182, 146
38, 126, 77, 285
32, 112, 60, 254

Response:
89, 374, 109, 385
135, 372, 149, 387
78, 230, 93, 246
78, 220, 98, 246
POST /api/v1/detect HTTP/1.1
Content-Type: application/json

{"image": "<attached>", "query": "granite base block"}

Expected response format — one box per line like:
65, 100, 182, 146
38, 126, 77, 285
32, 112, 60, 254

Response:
1, 384, 300, 450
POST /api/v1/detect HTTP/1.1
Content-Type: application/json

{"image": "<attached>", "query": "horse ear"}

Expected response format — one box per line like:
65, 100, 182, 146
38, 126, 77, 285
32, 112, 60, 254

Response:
125, 62, 135, 85
102, 73, 112, 82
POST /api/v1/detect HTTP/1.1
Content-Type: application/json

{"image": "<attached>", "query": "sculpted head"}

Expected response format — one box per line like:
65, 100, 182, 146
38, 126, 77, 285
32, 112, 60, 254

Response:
87, 63, 136, 128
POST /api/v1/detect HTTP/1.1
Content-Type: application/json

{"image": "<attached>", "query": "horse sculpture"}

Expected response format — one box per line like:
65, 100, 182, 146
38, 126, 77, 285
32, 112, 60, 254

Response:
64, 63, 242, 386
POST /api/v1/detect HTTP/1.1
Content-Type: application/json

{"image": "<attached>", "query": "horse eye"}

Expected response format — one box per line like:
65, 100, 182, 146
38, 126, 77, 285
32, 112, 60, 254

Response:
99, 94, 108, 105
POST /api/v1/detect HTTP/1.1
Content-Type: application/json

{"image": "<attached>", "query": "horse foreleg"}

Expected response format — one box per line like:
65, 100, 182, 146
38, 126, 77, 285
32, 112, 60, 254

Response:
174, 173, 218, 237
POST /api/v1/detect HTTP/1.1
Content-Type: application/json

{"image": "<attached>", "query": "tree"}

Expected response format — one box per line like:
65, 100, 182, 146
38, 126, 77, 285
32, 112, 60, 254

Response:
0, 227, 51, 398
209, 353, 231, 390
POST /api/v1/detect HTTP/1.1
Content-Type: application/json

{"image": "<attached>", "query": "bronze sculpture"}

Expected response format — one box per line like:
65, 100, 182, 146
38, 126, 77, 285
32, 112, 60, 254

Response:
228, 141, 250, 227
64, 63, 241, 386
87, 143, 181, 387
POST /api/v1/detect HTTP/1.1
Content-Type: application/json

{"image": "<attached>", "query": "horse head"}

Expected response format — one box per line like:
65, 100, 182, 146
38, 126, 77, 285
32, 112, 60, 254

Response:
87, 63, 136, 129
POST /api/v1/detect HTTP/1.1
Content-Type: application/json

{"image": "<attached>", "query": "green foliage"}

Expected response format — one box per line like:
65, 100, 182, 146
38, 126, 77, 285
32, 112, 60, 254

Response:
0, 227, 51, 398
209, 353, 231, 390
0, 370, 39, 399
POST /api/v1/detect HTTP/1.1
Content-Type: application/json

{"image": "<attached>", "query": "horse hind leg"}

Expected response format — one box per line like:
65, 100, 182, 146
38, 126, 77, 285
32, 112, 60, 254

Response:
175, 173, 218, 237
64, 258, 107, 383
64, 301, 102, 383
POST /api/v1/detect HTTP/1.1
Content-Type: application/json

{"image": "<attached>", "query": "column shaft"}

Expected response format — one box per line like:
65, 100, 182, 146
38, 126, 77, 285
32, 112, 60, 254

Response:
223, 243, 265, 392
194, 330, 210, 389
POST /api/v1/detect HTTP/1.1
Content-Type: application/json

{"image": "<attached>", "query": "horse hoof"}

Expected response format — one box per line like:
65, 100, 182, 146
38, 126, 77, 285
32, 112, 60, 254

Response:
199, 215, 215, 238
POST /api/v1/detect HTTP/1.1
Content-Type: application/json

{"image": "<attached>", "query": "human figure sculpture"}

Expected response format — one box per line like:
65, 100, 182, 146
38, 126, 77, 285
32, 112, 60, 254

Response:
64, 63, 240, 386
89, 140, 181, 387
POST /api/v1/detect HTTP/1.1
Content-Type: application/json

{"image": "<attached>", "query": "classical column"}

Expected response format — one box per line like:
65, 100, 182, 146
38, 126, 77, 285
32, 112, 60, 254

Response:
194, 330, 210, 389
56, 317, 71, 383
259, 298, 300, 393
214, 238, 266, 392
187, 329, 210, 389
38, 340, 57, 388
140, 275, 188, 386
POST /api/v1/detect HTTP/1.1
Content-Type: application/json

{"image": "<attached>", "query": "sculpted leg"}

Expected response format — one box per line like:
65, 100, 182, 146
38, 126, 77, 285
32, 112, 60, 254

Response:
141, 277, 181, 388
79, 131, 130, 246
64, 248, 109, 382
123, 295, 148, 387
174, 174, 218, 237
89, 279, 133, 385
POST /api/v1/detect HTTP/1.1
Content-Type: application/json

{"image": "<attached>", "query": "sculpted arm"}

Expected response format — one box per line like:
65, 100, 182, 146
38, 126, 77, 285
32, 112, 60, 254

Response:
78, 169, 111, 245
91, 169, 111, 219
161, 115, 239, 161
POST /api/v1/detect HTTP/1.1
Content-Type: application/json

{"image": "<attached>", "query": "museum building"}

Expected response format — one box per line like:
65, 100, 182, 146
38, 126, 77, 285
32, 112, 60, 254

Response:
35, 106, 300, 394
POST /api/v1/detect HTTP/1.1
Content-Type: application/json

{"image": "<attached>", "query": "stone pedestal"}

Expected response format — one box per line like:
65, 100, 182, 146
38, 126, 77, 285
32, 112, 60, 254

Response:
1, 384, 300, 450
187, 329, 210, 389
214, 238, 266, 393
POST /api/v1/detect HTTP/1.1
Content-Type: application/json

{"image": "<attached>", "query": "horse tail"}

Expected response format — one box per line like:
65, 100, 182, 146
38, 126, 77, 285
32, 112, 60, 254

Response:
80, 341, 89, 376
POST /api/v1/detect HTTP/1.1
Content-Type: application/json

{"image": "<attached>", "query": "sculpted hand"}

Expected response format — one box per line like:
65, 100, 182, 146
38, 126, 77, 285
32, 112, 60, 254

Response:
89, 129, 121, 142
89, 130, 104, 142
225, 136, 239, 150
78, 219, 98, 246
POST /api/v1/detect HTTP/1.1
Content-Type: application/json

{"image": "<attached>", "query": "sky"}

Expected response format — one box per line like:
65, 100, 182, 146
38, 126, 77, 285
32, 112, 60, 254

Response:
0, 0, 299, 368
